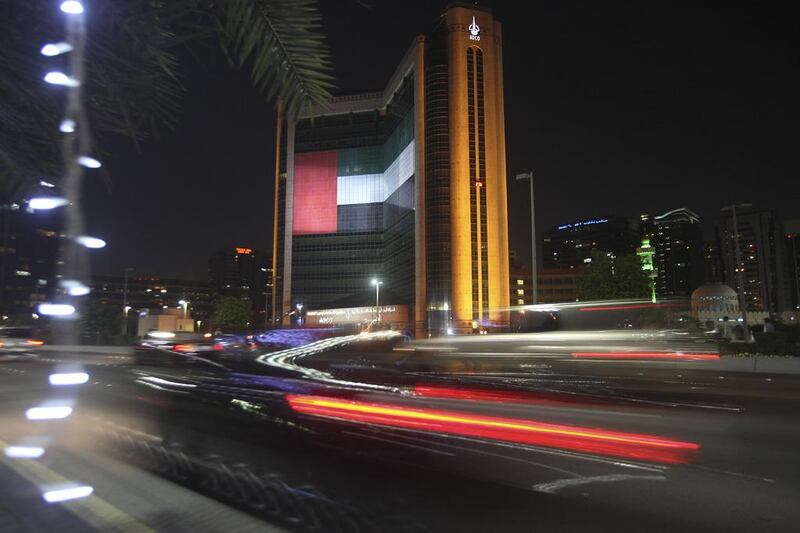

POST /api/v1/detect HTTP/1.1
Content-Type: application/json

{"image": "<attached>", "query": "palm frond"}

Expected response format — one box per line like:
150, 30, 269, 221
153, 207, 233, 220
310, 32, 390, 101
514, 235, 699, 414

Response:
0, 0, 207, 195
0, 0, 335, 196
221, 0, 335, 120
86, 1, 212, 143
0, 2, 62, 195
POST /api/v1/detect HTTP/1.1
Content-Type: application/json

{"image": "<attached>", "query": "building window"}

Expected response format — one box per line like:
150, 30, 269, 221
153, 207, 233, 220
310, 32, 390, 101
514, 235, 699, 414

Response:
516, 289, 524, 295
516, 279, 524, 285
517, 299, 525, 305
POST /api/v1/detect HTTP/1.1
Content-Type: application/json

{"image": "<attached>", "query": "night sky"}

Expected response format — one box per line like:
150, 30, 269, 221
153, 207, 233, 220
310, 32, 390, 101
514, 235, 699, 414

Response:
87, 1, 800, 281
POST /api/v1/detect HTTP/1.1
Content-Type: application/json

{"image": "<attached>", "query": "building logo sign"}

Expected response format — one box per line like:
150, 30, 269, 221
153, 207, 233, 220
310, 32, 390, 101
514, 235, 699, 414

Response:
307, 305, 400, 325
235, 247, 252, 254
557, 219, 609, 231
468, 16, 481, 41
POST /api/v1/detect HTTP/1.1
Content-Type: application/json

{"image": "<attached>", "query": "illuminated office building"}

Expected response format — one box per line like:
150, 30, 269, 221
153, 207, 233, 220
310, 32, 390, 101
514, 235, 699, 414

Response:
542, 216, 639, 269
209, 247, 271, 323
650, 207, 704, 298
787, 220, 800, 310
272, 4, 510, 334
0, 205, 60, 317
714, 209, 790, 313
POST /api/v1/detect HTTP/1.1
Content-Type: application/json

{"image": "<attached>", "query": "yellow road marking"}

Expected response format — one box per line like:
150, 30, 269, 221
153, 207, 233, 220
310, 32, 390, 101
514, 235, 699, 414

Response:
0, 438, 154, 532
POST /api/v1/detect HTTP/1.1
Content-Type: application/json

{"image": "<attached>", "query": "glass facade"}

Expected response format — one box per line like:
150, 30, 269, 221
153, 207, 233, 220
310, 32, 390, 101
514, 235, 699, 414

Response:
289, 76, 416, 311
275, 5, 511, 333
467, 47, 489, 322
424, 25, 451, 331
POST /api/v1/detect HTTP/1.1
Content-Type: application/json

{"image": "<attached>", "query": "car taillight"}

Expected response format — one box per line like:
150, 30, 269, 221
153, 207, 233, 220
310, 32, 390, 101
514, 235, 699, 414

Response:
212, 343, 224, 351
26, 339, 45, 346
173, 344, 194, 352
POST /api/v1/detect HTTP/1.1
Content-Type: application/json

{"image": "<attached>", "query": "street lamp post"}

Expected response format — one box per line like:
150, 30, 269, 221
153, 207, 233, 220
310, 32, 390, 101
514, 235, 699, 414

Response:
122, 267, 133, 334
371, 278, 383, 322
178, 299, 189, 320
515, 172, 537, 304
261, 267, 269, 329
721, 203, 753, 342
792, 235, 800, 310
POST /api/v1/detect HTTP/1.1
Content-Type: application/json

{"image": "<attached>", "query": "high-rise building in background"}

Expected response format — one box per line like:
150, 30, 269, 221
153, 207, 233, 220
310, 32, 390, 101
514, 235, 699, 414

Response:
509, 254, 581, 306
650, 208, 704, 298
542, 216, 639, 269
0, 204, 60, 319
703, 240, 724, 283
90, 275, 216, 327
273, 4, 510, 335
785, 220, 800, 310
209, 247, 270, 324
714, 209, 791, 313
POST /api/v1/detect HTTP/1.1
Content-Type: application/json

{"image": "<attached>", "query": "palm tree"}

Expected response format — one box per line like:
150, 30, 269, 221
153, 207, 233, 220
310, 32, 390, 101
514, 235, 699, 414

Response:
0, 0, 334, 194
0, 0, 333, 339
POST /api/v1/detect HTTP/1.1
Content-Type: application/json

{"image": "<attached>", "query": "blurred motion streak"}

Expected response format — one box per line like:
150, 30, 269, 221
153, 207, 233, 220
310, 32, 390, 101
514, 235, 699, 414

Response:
287, 395, 700, 464
42, 485, 94, 503
49, 372, 89, 385
414, 385, 586, 407
572, 352, 720, 361
25, 405, 73, 420
578, 303, 686, 312
4, 446, 46, 459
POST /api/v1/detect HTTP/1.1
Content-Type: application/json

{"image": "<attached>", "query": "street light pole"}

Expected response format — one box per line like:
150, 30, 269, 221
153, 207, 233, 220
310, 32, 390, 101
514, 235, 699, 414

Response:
371, 278, 383, 322
178, 299, 189, 320
122, 267, 133, 334
515, 172, 537, 304
261, 267, 269, 329
792, 236, 800, 310
722, 203, 752, 342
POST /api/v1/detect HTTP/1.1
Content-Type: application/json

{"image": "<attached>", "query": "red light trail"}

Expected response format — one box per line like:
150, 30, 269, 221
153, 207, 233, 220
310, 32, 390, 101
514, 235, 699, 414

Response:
414, 385, 574, 407
286, 394, 700, 464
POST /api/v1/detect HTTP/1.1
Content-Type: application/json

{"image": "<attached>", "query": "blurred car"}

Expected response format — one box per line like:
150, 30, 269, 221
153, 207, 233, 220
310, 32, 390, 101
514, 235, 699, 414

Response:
134, 331, 222, 366
213, 333, 260, 361
0, 326, 45, 355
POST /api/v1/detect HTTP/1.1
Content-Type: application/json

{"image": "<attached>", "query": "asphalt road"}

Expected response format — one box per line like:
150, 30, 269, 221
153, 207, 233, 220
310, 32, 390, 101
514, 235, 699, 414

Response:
2, 335, 800, 532
0, 360, 286, 533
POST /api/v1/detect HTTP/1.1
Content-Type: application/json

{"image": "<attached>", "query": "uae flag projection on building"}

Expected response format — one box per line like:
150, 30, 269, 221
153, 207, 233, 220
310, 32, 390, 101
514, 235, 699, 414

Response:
292, 136, 415, 236
293, 150, 339, 234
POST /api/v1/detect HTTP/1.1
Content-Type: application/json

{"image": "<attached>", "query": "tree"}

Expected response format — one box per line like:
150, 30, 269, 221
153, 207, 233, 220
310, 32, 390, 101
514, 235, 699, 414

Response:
212, 295, 251, 330
0, 0, 334, 194
80, 301, 122, 344
577, 251, 651, 301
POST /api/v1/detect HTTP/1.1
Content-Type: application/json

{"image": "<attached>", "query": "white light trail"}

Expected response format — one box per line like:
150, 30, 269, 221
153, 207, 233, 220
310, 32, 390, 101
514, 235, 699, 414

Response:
38, 303, 76, 316
76, 156, 101, 168
59, 119, 76, 133
44, 71, 80, 87
59, 1, 84, 15
49, 372, 89, 386
75, 236, 106, 249
25, 405, 73, 420
40, 42, 73, 56
4, 446, 45, 459
28, 197, 68, 210
43, 485, 93, 503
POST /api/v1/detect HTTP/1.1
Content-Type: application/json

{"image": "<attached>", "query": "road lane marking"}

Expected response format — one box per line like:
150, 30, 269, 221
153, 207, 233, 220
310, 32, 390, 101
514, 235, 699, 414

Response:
532, 473, 666, 494
0, 437, 154, 532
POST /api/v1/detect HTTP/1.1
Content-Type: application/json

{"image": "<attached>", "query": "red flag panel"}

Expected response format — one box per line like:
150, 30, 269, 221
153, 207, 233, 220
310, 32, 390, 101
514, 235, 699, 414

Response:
293, 150, 338, 235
